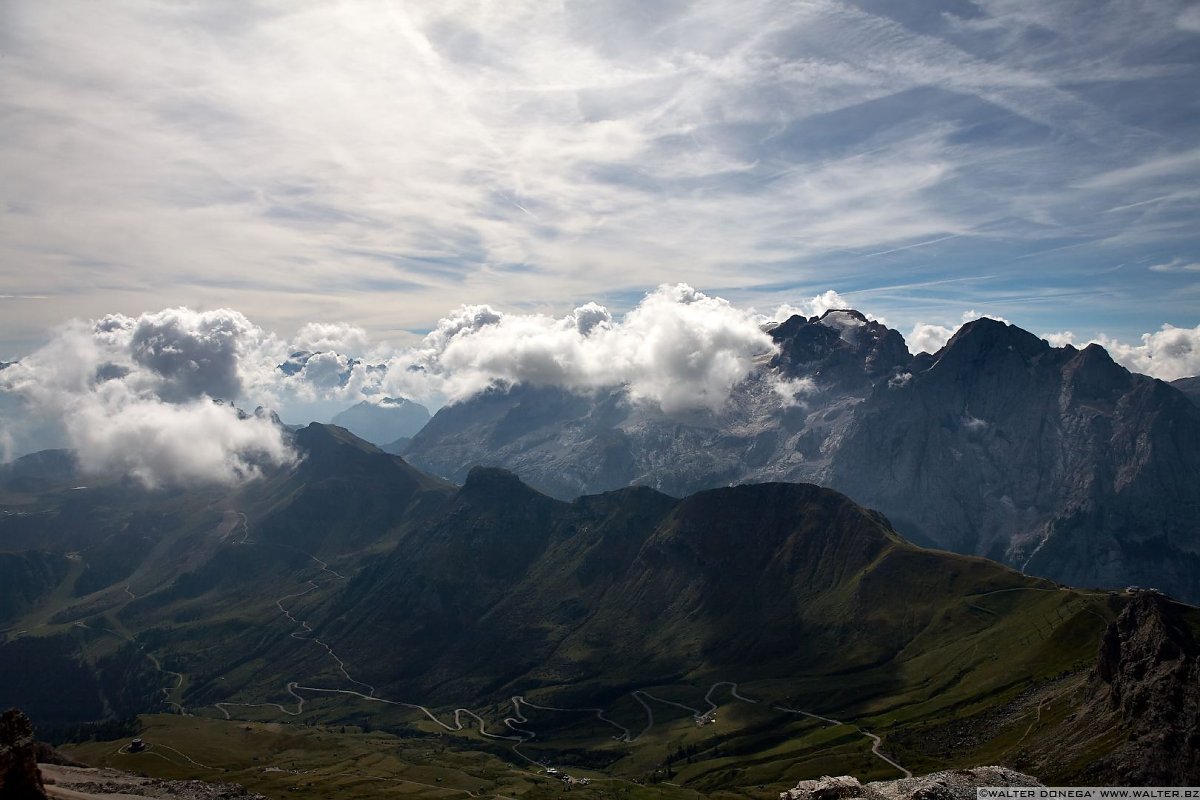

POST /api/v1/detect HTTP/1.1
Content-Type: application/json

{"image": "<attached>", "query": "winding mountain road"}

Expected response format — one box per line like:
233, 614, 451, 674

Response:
773, 703, 911, 778
211, 514, 913, 779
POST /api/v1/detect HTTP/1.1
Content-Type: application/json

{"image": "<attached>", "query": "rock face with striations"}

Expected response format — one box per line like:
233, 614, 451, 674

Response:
404, 313, 1200, 601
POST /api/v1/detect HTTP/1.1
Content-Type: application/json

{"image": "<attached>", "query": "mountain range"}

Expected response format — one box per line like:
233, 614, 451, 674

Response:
402, 311, 1200, 603
2, 423, 1199, 786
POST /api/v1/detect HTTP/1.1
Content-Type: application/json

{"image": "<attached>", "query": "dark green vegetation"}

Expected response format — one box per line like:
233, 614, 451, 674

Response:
2, 423, 1195, 794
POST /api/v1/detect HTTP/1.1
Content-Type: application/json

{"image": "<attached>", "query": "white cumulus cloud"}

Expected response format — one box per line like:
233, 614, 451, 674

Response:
291, 322, 371, 355
1096, 326, 1200, 381
768, 290, 855, 323
907, 322, 957, 354
908, 310, 1014, 354
390, 283, 777, 413
0, 309, 298, 486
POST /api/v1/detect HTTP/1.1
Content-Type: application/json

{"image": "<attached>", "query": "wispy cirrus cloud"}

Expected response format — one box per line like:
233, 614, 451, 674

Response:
0, 0, 1197, 354
1149, 258, 1200, 273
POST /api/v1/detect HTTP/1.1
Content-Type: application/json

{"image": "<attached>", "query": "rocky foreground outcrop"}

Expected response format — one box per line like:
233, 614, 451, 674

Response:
40, 764, 266, 800
0, 708, 47, 800
780, 767, 1041, 800
1072, 592, 1200, 783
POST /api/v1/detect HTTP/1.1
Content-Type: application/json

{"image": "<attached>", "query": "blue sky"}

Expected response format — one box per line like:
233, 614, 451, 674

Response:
2, 0, 1199, 359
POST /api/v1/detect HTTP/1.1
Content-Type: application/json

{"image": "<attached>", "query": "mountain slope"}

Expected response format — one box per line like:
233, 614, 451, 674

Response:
318, 472, 1074, 712
0, 424, 454, 727
1173, 376, 1200, 407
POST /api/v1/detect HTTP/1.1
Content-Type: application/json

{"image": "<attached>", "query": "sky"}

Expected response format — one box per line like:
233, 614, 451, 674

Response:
1, 1, 1199, 478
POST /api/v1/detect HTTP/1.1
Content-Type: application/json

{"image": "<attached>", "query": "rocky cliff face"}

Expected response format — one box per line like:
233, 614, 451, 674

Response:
404, 314, 1200, 601
1071, 592, 1200, 784
830, 320, 1200, 599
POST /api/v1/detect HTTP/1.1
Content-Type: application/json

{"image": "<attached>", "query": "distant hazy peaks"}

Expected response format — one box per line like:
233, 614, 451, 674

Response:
329, 397, 431, 446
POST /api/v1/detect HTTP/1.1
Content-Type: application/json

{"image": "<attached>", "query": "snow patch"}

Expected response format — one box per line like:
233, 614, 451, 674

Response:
817, 310, 867, 345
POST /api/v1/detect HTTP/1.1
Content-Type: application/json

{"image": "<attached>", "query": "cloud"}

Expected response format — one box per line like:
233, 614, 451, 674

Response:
291, 322, 371, 355
1096, 326, 1200, 382
1041, 330, 1076, 348
2, 1, 1198, 354
768, 290, 854, 323
907, 322, 957, 354
0, 287, 824, 472
122, 308, 267, 402
390, 284, 777, 413
0, 310, 297, 486
908, 309, 1013, 354
66, 395, 296, 489
1148, 258, 1200, 273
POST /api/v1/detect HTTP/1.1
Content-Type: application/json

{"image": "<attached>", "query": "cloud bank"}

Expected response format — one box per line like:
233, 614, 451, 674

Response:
1087, 326, 1200, 382
388, 284, 776, 413
0, 309, 297, 486
0, 285, 783, 480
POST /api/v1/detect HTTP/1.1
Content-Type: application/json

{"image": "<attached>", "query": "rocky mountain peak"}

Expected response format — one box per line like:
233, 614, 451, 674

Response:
817, 307, 869, 325
329, 397, 431, 446
935, 317, 1048, 367
1061, 342, 1132, 402
293, 421, 382, 457
459, 466, 555, 509
770, 309, 910, 385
